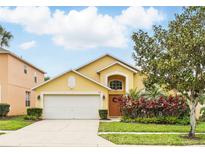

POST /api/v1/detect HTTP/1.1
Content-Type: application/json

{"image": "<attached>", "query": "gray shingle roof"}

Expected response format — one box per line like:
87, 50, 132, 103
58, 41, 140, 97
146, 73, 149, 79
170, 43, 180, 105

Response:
0, 47, 10, 53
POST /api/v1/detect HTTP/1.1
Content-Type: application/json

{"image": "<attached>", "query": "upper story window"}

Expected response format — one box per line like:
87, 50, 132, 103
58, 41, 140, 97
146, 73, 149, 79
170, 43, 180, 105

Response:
24, 65, 28, 74
25, 91, 31, 107
34, 72, 38, 83
109, 80, 123, 90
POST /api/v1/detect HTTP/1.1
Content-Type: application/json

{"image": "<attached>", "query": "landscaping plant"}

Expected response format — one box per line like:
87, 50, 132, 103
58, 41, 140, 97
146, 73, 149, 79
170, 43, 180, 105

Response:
99, 109, 108, 120
141, 84, 167, 100
127, 88, 143, 100
132, 6, 205, 138
27, 108, 42, 119
117, 95, 189, 124
0, 103, 10, 117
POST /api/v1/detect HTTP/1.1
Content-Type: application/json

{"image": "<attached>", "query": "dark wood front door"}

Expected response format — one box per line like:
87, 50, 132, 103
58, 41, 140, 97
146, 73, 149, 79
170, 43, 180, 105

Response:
109, 95, 122, 116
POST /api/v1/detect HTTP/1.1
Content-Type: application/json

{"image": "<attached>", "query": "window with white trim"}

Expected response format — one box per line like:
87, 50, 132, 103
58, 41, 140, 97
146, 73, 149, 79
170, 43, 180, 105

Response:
24, 65, 28, 74
25, 91, 31, 107
109, 80, 123, 90
34, 72, 38, 83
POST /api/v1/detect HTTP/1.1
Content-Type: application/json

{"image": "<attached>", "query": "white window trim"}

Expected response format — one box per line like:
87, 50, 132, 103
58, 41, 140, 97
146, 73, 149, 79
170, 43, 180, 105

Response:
25, 91, 31, 107
108, 79, 123, 91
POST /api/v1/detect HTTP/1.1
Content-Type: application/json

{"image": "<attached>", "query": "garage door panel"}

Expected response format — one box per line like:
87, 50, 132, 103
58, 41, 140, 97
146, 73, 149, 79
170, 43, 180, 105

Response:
43, 95, 100, 119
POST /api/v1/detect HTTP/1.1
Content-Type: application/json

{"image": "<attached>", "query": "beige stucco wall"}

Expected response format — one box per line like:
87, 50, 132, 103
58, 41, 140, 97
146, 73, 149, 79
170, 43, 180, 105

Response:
0, 53, 44, 115
34, 71, 109, 109
0, 54, 8, 103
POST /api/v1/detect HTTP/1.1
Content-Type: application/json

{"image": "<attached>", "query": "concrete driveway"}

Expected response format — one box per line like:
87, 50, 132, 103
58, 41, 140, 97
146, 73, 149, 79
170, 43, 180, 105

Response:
0, 120, 114, 147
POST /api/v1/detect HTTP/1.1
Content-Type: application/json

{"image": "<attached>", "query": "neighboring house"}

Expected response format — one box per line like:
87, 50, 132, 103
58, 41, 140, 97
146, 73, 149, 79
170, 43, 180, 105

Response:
0, 47, 45, 115
33, 54, 145, 119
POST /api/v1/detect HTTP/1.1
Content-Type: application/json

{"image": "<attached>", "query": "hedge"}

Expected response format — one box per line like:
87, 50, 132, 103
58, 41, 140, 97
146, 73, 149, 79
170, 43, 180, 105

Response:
0, 103, 10, 117
99, 109, 108, 120
27, 108, 43, 118
121, 116, 190, 125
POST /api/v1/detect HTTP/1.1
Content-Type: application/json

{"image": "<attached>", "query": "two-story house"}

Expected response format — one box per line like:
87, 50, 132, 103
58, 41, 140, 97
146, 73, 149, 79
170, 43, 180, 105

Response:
0, 47, 45, 115
33, 54, 145, 119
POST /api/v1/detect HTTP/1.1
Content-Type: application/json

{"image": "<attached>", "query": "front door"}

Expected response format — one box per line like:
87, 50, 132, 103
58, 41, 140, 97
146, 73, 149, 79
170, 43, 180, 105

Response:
109, 94, 122, 116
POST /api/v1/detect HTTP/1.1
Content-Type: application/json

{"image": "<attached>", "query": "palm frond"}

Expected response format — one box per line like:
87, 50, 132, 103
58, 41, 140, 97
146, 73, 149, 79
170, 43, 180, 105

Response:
127, 88, 143, 100
0, 25, 13, 47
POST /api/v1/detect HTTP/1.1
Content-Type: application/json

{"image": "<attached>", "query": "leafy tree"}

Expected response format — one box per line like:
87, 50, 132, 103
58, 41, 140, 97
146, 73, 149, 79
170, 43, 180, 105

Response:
0, 25, 13, 47
132, 7, 205, 138
44, 76, 50, 81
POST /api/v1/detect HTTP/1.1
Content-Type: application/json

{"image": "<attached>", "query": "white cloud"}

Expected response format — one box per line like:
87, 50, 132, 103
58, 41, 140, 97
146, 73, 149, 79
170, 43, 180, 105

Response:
116, 7, 164, 29
0, 6, 164, 49
19, 40, 36, 50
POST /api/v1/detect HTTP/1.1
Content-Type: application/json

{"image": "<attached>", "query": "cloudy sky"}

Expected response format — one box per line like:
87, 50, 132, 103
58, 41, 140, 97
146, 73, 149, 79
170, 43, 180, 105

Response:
0, 6, 183, 77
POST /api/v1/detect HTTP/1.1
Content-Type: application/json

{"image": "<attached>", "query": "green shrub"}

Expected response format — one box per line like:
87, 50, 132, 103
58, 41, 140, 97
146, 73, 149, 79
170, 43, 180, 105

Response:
27, 108, 42, 118
99, 109, 108, 120
24, 115, 38, 120
121, 116, 189, 125
0, 103, 10, 117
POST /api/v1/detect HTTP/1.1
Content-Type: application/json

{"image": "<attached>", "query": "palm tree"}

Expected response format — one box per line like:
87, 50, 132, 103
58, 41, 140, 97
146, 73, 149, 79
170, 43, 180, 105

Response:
142, 84, 166, 100
0, 25, 13, 47
127, 88, 143, 100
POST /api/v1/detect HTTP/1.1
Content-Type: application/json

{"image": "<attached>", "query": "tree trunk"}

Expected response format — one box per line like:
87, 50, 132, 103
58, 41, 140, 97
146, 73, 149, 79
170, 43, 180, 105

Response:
188, 102, 197, 138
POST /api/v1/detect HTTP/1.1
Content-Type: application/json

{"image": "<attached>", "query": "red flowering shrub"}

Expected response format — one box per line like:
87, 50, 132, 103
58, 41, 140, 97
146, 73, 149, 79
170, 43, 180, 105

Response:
116, 95, 189, 119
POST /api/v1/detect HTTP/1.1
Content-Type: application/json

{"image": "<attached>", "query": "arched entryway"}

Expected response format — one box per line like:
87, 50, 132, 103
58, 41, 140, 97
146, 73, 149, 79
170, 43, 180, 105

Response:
107, 74, 126, 117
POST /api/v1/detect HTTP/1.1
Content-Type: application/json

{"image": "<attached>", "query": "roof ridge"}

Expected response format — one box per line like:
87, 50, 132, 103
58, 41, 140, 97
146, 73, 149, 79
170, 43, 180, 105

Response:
72, 70, 110, 90
96, 61, 138, 73
0, 47, 46, 73
74, 53, 139, 72
32, 69, 110, 90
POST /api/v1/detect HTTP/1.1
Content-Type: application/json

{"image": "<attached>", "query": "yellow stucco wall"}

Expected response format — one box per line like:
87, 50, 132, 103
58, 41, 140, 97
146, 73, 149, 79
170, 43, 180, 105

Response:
77, 55, 117, 82
133, 73, 145, 91
34, 71, 109, 109
99, 63, 144, 93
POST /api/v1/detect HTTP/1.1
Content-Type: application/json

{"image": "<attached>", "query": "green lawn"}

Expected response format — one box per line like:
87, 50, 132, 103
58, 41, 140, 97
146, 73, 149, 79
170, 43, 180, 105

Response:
100, 134, 205, 145
99, 122, 205, 132
0, 116, 37, 130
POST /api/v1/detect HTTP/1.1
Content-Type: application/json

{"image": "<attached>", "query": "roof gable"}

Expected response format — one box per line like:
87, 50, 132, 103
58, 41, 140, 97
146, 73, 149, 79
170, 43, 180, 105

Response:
97, 61, 138, 74
75, 54, 139, 72
32, 70, 110, 90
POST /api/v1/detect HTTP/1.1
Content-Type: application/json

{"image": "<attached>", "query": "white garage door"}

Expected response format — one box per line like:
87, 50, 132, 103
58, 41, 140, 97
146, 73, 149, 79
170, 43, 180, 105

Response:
43, 95, 101, 119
